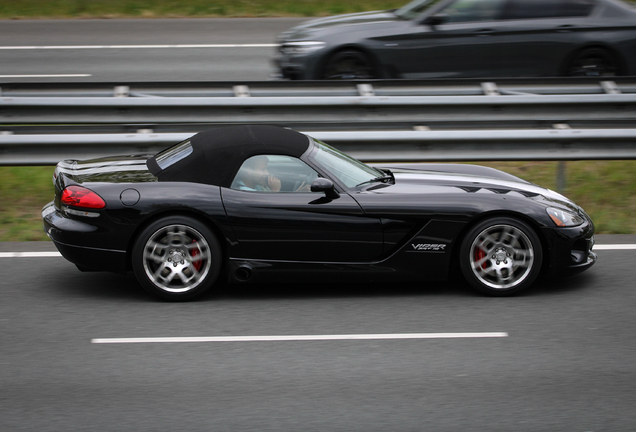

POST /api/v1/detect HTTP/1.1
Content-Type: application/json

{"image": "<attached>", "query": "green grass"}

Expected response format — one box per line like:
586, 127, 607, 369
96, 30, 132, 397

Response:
0, 0, 634, 19
0, 166, 54, 241
1, 0, 634, 19
1, 161, 635, 241
0, 0, 406, 19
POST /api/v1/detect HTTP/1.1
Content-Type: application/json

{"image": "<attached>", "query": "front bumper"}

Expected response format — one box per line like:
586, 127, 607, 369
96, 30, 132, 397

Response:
541, 219, 597, 278
42, 201, 127, 273
272, 46, 325, 80
272, 55, 309, 80
563, 250, 597, 277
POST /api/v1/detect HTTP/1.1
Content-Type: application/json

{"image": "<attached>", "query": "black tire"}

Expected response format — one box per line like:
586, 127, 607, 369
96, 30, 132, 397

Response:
132, 216, 222, 301
459, 217, 543, 296
321, 50, 379, 80
566, 48, 620, 77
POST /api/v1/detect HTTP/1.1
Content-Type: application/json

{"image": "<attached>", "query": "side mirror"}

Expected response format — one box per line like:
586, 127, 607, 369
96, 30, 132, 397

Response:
422, 13, 448, 28
310, 178, 340, 199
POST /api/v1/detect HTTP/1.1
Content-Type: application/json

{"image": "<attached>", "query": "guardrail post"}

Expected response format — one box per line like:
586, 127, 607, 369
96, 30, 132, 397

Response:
601, 81, 620, 94
233, 85, 251, 97
114, 86, 130, 97
481, 82, 500, 96
357, 84, 375, 97
556, 161, 567, 193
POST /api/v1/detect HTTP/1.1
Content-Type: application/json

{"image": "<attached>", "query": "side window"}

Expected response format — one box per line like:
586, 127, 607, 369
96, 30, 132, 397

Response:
560, 0, 595, 17
504, 0, 595, 20
231, 155, 318, 193
441, 0, 507, 23
504, 0, 560, 19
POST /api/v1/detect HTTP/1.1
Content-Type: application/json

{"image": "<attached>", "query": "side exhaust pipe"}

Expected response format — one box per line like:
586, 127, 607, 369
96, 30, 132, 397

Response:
235, 264, 253, 282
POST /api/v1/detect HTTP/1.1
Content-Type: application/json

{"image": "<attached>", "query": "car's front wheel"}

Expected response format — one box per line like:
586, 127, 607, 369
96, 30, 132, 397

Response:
459, 217, 543, 296
321, 50, 379, 79
132, 216, 222, 301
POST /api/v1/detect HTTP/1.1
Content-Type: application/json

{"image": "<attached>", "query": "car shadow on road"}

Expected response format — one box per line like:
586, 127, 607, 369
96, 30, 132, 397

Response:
211, 279, 477, 302
49, 270, 151, 302
525, 271, 597, 297
48, 267, 594, 303
215, 274, 593, 302
49, 267, 478, 302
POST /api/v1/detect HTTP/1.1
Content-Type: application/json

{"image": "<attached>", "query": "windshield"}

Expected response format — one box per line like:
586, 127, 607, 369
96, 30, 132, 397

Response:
310, 139, 382, 188
394, 0, 446, 20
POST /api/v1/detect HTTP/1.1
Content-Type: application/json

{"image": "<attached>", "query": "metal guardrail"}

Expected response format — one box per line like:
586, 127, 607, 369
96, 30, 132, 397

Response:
1, 78, 636, 166
2, 129, 636, 166
1, 78, 636, 131
3, 96, 634, 131
2, 77, 636, 97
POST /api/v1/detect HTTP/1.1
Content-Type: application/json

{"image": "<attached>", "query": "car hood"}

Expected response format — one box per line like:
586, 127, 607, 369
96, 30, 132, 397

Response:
277, 10, 400, 41
373, 168, 580, 211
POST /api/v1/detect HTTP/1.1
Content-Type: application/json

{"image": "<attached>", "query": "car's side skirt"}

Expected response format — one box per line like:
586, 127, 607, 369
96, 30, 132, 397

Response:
225, 219, 468, 284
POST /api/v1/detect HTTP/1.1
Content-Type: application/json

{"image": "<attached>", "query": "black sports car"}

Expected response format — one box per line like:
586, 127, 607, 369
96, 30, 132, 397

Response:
274, 0, 636, 79
43, 125, 596, 300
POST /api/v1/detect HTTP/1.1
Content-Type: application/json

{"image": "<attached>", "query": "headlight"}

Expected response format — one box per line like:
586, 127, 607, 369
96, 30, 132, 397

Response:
546, 207, 584, 227
280, 41, 327, 56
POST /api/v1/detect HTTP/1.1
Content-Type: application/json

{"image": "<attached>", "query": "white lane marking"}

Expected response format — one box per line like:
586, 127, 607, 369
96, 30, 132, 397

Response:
0, 44, 277, 50
0, 245, 634, 258
0, 252, 62, 258
593, 244, 636, 250
92, 333, 509, 344
0, 74, 92, 78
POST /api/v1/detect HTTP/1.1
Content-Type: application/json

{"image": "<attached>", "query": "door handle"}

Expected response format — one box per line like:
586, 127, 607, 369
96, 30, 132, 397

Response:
474, 29, 496, 36
556, 24, 575, 33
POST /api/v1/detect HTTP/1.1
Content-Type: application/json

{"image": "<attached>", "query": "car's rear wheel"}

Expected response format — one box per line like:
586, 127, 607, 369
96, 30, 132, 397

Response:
566, 48, 620, 77
132, 216, 222, 301
459, 217, 542, 296
321, 50, 379, 79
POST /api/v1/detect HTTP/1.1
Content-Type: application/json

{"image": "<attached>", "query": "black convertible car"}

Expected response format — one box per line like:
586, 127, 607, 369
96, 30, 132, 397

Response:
274, 0, 636, 79
43, 125, 596, 300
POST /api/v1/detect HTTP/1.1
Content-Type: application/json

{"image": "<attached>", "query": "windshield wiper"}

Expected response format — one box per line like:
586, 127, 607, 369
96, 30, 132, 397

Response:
356, 170, 394, 187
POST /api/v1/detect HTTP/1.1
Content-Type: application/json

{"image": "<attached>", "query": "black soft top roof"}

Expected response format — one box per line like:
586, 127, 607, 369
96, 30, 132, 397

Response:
147, 125, 311, 187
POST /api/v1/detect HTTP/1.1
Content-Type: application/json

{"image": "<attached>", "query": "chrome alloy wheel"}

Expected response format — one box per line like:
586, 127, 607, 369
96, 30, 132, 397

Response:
469, 224, 535, 290
142, 224, 212, 293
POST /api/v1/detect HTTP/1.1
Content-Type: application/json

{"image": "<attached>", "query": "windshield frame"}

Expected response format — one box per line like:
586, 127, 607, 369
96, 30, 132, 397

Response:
306, 138, 387, 191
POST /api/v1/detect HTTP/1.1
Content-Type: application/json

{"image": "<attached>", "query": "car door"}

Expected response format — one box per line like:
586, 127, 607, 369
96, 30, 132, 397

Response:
221, 155, 383, 262
475, 0, 598, 76
382, 0, 509, 78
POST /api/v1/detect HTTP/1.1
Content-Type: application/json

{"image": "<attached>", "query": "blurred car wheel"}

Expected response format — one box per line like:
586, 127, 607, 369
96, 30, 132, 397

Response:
566, 47, 620, 76
460, 217, 543, 296
132, 216, 222, 301
321, 50, 379, 79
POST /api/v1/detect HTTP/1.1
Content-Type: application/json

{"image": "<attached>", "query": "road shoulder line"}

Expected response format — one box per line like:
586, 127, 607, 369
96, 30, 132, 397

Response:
92, 333, 509, 344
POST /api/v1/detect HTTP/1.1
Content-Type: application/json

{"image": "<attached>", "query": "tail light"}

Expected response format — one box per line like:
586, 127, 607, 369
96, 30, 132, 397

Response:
61, 186, 106, 209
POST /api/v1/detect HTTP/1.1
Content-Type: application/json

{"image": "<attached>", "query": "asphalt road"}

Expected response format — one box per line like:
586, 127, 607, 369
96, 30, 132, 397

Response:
0, 18, 307, 82
1, 235, 635, 431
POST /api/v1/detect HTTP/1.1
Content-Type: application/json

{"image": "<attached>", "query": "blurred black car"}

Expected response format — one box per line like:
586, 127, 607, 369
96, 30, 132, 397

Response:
274, 0, 636, 79
43, 125, 596, 301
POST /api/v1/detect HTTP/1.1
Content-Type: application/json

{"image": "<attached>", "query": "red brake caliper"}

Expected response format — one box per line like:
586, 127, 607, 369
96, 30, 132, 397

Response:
190, 240, 202, 272
475, 247, 487, 269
